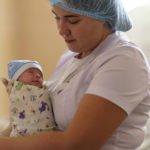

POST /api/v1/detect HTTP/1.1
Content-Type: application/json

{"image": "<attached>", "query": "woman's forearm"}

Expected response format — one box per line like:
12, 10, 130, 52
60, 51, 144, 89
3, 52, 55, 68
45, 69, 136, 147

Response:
0, 131, 66, 150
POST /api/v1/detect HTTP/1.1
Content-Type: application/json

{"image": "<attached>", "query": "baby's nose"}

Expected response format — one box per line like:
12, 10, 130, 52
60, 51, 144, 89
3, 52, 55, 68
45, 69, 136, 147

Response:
35, 73, 41, 79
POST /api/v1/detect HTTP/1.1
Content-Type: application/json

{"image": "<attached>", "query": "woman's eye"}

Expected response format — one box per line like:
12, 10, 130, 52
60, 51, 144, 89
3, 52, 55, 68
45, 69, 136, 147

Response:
68, 20, 79, 24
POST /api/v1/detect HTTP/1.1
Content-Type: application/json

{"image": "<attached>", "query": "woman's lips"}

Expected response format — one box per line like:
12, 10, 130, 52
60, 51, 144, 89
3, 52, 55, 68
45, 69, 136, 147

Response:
65, 39, 76, 43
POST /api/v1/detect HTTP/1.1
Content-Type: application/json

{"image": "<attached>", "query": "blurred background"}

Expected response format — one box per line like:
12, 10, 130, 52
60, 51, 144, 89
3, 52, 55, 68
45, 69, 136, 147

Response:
0, 0, 150, 116
0, 0, 66, 115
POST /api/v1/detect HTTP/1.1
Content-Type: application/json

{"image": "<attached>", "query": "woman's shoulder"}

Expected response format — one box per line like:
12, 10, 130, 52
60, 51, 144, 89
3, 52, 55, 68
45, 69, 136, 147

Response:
90, 33, 150, 73
96, 32, 146, 62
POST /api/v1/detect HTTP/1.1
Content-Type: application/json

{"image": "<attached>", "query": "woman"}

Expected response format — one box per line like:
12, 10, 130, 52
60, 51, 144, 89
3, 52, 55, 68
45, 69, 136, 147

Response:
0, 0, 150, 150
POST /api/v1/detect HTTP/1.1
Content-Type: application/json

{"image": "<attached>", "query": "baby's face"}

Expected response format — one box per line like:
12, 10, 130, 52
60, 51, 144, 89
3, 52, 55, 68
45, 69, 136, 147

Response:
18, 68, 43, 88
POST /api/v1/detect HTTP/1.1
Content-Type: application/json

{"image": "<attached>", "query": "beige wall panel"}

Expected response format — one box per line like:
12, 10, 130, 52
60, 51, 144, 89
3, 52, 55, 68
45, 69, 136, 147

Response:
0, 0, 20, 115
18, 0, 66, 80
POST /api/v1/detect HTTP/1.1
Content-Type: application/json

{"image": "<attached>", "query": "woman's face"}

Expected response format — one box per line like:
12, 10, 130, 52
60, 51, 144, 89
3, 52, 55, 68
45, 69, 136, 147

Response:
18, 68, 43, 88
52, 6, 112, 58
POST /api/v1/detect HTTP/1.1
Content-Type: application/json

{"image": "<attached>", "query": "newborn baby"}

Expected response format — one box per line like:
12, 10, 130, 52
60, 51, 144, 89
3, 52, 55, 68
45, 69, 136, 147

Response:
0, 60, 56, 136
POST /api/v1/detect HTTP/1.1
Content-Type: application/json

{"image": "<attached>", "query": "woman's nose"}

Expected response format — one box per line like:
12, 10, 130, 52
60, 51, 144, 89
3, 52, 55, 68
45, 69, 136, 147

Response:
58, 20, 70, 37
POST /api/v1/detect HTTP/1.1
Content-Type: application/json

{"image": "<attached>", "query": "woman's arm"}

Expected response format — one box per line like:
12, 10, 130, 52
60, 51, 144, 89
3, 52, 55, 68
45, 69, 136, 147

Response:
64, 94, 127, 150
0, 94, 127, 150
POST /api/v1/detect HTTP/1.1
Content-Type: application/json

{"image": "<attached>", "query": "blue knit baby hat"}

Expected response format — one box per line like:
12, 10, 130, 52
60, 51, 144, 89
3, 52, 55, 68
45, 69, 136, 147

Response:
8, 60, 43, 80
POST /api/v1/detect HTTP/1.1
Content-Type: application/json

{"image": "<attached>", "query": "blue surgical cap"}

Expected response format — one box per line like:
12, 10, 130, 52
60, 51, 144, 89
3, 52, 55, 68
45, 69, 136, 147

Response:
48, 0, 132, 32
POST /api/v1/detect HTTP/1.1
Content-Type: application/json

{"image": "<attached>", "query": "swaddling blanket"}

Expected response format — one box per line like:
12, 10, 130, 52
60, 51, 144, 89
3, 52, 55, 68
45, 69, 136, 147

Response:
9, 81, 55, 136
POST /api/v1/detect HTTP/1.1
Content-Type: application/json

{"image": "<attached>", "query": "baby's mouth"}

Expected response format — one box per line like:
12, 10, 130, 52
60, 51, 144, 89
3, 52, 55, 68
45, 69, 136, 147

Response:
32, 81, 42, 88
32, 80, 40, 84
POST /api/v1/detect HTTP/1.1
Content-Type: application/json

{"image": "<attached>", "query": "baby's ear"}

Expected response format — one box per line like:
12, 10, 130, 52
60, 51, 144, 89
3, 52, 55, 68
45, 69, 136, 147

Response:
0, 77, 9, 87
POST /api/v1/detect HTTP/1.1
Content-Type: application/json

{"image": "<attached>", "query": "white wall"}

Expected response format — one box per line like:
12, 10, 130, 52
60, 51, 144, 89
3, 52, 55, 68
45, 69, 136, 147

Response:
126, 3, 150, 62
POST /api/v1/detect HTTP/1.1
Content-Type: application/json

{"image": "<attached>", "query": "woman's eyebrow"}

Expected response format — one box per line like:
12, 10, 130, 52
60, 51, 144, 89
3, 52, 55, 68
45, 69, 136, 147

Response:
64, 15, 79, 18
51, 10, 79, 18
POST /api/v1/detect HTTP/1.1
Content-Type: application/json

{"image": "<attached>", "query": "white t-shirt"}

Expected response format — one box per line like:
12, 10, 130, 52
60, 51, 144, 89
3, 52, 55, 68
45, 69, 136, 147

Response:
48, 32, 150, 150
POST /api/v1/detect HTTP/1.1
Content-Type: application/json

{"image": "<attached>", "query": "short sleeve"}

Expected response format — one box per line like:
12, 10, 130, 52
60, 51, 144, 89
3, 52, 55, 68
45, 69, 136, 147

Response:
86, 48, 149, 114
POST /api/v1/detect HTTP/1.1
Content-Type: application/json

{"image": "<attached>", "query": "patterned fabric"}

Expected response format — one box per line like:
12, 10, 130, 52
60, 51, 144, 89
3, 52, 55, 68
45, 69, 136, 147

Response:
9, 81, 56, 136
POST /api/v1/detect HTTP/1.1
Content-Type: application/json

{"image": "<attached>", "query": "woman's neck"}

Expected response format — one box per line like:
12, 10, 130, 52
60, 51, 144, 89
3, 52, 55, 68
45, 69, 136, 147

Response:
76, 30, 113, 59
